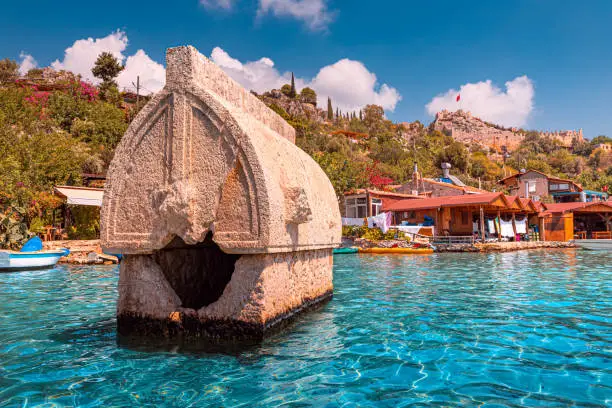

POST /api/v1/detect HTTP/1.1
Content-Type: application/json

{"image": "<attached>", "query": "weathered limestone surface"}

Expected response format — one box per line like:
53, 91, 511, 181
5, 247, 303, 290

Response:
101, 46, 341, 340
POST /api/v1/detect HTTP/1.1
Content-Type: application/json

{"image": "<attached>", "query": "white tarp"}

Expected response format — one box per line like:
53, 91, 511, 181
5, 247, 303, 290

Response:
342, 217, 365, 226
54, 186, 104, 207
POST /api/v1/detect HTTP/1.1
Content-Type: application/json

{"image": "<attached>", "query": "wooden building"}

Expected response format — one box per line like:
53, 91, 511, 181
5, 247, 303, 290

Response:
499, 169, 608, 203
384, 192, 540, 240
343, 189, 422, 218
541, 201, 612, 240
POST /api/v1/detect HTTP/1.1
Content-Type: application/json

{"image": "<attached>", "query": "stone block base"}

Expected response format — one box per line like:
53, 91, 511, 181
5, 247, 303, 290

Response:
116, 246, 334, 340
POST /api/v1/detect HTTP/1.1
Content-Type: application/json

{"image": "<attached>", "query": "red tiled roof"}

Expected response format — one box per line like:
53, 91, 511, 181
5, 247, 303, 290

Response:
542, 201, 612, 214
384, 192, 508, 212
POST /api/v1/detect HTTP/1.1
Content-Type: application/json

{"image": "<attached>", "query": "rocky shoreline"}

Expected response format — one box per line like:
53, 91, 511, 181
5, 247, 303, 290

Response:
43, 240, 119, 265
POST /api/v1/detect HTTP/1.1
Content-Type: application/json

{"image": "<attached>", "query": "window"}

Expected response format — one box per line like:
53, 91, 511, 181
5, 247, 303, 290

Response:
528, 182, 536, 193
550, 183, 569, 191
371, 198, 382, 216
345, 196, 367, 218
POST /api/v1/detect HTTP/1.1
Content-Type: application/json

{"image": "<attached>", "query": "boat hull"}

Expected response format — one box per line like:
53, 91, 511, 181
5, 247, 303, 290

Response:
574, 239, 612, 251
333, 247, 359, 254
0, 250, 67, 272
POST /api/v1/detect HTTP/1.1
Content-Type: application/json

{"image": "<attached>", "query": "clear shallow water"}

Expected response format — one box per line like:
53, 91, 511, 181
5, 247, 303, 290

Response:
1, 250, 611, 407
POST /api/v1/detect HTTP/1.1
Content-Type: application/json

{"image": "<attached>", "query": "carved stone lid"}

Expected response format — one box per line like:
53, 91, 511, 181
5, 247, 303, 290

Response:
101, 46, 341, 254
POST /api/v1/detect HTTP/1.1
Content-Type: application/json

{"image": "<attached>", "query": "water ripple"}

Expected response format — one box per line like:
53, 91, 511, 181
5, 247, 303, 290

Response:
0, 249, 610, 407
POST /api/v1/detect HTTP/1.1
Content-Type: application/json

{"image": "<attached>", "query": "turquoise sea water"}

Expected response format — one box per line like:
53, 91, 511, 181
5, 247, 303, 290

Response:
1, 249, 610, 407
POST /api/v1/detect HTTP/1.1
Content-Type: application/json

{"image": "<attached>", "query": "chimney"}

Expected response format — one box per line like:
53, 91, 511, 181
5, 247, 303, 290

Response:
412, 162, 421, 192
441, 162, 451, 178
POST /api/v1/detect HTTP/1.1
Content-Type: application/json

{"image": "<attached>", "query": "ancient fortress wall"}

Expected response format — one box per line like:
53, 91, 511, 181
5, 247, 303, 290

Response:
432, 110, 583, 151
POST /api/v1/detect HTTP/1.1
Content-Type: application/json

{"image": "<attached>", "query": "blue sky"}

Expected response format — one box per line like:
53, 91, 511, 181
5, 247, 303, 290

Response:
1, 0, 611, 138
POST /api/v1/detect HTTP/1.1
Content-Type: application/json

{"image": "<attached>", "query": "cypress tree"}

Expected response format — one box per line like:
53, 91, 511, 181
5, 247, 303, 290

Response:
289, 72, 297, 98
327, 97, 333, 121
359, 109, 363, 121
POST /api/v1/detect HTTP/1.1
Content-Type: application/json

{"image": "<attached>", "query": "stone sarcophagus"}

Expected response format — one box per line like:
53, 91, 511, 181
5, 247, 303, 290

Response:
101, 46, 341, 340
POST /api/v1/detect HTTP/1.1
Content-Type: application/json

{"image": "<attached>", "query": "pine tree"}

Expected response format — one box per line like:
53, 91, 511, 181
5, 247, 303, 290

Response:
327, 97, 333, 121
289, 72, 297, 98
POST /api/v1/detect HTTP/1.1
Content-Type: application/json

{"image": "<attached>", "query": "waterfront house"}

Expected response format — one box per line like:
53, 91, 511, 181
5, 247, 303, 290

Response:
343, 189, 422, 218
52, 185, 105, 240
384, 192, 540, 240
498, 169, 608, 203
541, 201, 612, 240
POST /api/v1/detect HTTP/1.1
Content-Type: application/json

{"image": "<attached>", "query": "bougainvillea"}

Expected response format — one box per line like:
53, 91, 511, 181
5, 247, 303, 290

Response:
365, 161, 395, 189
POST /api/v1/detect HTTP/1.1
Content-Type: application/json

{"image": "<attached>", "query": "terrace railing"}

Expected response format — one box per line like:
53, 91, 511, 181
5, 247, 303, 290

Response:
432, 235, 475, 245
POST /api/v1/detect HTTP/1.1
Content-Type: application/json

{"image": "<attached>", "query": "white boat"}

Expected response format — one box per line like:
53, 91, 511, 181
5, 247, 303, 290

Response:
0, 249, 69, 272
574, 239, 612, 251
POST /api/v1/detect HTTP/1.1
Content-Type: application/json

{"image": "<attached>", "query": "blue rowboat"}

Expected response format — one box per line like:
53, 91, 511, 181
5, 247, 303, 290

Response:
0, 249, 70, 272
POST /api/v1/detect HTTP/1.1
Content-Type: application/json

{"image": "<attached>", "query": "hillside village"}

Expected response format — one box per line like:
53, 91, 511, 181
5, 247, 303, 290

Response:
0, 56, 611, 245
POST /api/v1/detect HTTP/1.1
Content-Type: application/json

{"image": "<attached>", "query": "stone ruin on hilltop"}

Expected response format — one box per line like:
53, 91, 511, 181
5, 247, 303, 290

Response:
100, 46, 341, 341
431, 110, 583, 152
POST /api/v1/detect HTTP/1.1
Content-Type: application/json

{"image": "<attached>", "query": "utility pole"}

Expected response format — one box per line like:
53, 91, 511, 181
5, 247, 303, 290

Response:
132, 76, 140, 105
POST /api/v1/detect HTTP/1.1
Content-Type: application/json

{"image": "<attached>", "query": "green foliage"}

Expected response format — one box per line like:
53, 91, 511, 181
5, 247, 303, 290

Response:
590, 135, 612, 145
0, 70, 130, 246
67, 206, 100, 240
98, 80, 122, 105
92, 52, 124, 83
362, 227, 383, 241
300, 87, 317, 105
0, 58, 19, 84
327, 97, 333, 121
313, 152, 368, 197
280, 84, 292, 97
92, 52, 124, 104
289, 73, 297, 98
0, 206, 31, 250
435, 141, 469, 172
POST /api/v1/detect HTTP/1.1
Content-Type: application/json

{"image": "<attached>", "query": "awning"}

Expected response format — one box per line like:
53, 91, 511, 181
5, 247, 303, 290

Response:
54, 186, 104, 207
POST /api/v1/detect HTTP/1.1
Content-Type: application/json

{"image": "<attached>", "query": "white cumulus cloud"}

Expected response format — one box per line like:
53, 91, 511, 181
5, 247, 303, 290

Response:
18, 52, 38, 75
33, 33, 401, 110
50, 31, 165, 94
200, 0, 234, 10
257, 0, 335, 31
310, 59, 401, 112
117, 49, 166, 95
426, 76, 535, 127
51, 31, 128, 83
210, 47, 401, 113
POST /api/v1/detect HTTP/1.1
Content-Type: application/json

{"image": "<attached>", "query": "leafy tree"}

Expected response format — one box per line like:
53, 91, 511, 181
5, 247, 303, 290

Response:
92, 52, 124, 83
280, 84, 292, 97
92, 52, 124, 103
300, 87, 317, 105
572, 140, 594, 157
435, 141, 469, 172
0, 59, 19, 84
590, 135, 612, 145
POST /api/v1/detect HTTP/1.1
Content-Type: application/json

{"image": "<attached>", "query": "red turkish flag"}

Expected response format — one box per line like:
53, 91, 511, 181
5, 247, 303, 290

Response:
456, 94, 461, 102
